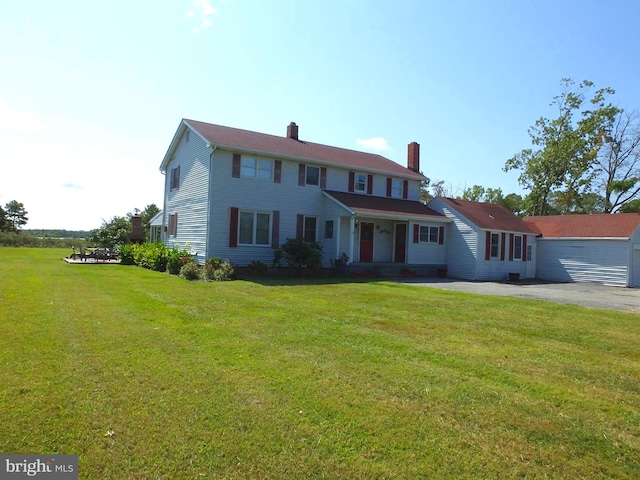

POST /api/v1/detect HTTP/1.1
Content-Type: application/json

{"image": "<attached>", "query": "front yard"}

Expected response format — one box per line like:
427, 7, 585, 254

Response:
0, 248, 638, 479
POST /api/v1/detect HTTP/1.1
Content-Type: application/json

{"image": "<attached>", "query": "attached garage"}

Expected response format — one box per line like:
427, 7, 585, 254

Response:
525, 214, 640, 288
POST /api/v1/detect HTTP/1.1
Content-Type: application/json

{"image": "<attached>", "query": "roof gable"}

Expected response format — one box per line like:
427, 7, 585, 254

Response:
524, 213, 640, 238
438, 197, 538, 234
161, 119, 425, 180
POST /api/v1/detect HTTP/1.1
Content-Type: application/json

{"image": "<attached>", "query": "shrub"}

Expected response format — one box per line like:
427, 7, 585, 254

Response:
133, 243, 169, 272
204, 257, 235, 281
118, 244, 136, 265
276, 238, 323, 275
167, 248, 192, 275
179, 262, 201, 281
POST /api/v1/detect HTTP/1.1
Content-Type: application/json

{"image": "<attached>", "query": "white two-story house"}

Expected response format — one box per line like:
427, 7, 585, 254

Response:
159, 119, 449, 270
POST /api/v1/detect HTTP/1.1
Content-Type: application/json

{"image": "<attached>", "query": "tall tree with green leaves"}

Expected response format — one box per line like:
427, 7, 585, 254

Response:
593, 110, 640, 212
461, 185, 526, 216
504, 78, 620, 215
4, 200, 28, 232
140, 203, 161, 238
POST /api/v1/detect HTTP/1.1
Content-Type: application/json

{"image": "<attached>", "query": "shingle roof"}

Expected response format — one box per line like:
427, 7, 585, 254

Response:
524, 213, 640, 238
183, 119, 425, 180
324, 190, 447, 221
439, 197, 538, 234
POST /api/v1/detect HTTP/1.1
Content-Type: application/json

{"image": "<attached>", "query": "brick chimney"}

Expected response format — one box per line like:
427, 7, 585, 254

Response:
408, 142, 420, 173
287, 122, 299, 140
127, 215, 146, 244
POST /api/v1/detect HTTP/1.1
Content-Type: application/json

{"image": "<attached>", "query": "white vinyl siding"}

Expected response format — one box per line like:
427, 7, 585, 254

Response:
163, 127, 209, 262
536, 239, 629, 287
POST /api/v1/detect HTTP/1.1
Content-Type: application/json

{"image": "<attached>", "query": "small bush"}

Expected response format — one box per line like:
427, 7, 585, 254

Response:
179, 262, 201, 281
133, 243, 168, 272
167, 249, 192, 275
118, 244, 136, 265
275, 238, 323, 275
204, 257, 235, 281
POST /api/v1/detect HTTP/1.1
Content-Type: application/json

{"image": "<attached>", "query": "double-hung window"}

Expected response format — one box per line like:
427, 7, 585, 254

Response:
490, 233, 500, 258
239, 211, 271, 245
391, 179, 403, 198
304, 216, 317, 242
355, 173, 367, 192
306, 166, 320, 186
241, 156, 273, 180
170, 166, 180, 191
513, 235, 523, 260
419, 225, 439, 243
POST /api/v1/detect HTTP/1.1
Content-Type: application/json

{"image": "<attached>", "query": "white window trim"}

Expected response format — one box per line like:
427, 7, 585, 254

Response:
354, 173, 367, 192
419, 225, 439, 244
490, 232, 501, 259
238, 210, 271, 246
170, 166, 180, 191
304, 216, 318, 242
240, 156, 274, 180
306, 165, 320, 186
513, 235, 523, 260
391, 178, 403, 198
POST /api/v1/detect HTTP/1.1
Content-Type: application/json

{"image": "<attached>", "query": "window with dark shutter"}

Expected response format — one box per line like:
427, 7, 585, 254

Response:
274, 161, 282, 183
229, 207, 239, 247
232, 154, 241, 178
271, 211, 280, 248
296, 214, 304, 240
170, 166, 180, 190
298, 164, 306, 186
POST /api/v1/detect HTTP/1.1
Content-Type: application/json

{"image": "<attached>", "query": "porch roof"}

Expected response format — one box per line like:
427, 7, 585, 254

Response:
323, 190, 449, 222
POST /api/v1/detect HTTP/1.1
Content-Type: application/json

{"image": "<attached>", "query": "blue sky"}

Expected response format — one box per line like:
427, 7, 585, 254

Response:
1, 0, 639, 230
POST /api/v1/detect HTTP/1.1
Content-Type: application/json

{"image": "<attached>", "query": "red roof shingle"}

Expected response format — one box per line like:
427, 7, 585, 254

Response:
324, 191, 447, 221
524, 213, 640, 238
439, 197, 538, 234
184, 119, 425, 180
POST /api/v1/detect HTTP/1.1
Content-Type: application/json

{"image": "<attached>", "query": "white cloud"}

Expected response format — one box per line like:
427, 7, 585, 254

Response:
356, 137, 391, 152
188, 0, 218, 34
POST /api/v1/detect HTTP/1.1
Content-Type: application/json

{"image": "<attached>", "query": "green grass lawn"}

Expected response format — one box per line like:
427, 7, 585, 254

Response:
1, 248, 639, 479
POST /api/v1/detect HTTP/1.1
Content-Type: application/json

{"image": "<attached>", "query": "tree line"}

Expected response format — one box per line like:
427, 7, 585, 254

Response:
421, 78, 640, 216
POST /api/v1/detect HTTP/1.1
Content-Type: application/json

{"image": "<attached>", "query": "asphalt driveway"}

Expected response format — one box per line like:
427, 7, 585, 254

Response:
397, 278, 640, 314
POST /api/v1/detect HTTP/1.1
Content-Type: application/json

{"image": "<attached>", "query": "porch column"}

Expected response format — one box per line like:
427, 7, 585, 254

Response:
349, 216, 355, 264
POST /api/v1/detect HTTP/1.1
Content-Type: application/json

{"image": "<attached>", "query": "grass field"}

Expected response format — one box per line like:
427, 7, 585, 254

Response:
1, 248, 639, 479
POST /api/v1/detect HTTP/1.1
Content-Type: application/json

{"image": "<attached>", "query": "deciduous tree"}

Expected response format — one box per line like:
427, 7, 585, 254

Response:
504, 78, 620, 215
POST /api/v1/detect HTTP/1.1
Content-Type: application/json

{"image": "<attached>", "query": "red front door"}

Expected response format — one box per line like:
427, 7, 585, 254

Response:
394, 224, 407, 263
360, 222, 374, 262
